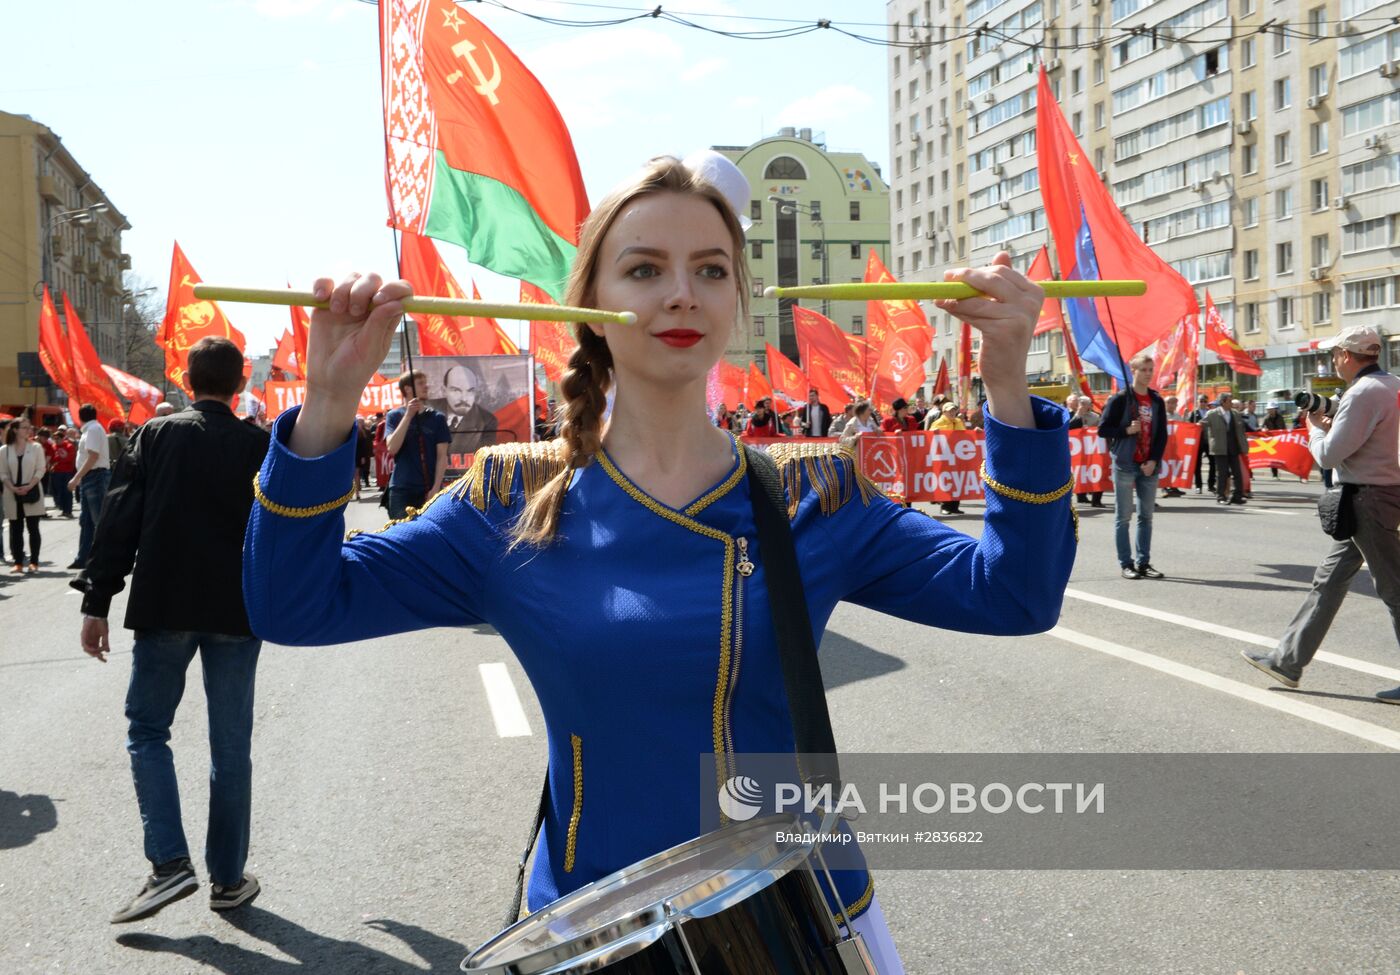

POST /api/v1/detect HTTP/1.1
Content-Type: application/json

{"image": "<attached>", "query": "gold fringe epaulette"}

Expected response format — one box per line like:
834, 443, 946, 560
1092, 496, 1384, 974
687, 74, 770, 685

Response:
450, 439, 569, 512
762, 442, 882, 519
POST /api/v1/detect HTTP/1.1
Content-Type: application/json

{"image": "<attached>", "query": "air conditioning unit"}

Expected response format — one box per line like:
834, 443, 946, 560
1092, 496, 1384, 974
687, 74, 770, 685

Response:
1091, 37, 1104, 50
1333, 195, 1349, 209
1364, 134, 1388, 150
991, 163, 1005, 176
911, 131, 922, 143
1380, 61, 1399, 78
1309, 267, 1329, 280
923, 230, 936, 240
938, 118, 949, 129
964, 100, 975, 111
1190, 180, 1205, 192
998, 200, 1011, 210
1098, 168, 1109, 181
1157, 28, 1174, 42
1048, 57, 1061, 71
1336, 23, 1359, 37
1235, 119, 1252, 135
1306, 95, 1322, 109
982, 92, 997, 104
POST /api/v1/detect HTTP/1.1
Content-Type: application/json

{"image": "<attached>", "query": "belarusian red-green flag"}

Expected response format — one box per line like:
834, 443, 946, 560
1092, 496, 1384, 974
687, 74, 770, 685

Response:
380, 0, 589, 300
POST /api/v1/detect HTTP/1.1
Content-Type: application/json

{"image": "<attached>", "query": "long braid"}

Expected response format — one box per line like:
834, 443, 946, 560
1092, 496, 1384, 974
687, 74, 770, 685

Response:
510, 329, 612, 547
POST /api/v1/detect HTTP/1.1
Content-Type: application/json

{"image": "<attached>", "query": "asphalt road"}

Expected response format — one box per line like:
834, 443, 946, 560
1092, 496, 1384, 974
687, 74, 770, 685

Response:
3, 476, 1399, 974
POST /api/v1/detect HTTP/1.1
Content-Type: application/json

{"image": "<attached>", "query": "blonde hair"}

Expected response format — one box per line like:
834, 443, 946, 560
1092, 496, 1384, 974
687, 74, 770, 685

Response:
510, 156, 752, 547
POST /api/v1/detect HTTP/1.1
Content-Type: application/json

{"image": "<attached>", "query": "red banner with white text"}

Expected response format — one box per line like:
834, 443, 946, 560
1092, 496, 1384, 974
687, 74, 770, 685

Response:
263, 379, 404, 420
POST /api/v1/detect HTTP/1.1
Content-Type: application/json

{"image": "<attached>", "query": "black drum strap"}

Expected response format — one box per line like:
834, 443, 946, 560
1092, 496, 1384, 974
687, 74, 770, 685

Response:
504, 773, 550, 930
743, 445, 841, 789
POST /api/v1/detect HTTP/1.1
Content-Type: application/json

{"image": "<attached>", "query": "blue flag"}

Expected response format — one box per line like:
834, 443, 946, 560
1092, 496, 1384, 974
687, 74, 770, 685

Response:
1064, 207, 1130, 387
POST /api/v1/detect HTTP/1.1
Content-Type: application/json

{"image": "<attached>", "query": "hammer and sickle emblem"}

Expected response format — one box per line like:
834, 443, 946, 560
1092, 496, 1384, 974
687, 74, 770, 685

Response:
869, 445, 899, 480
447, 38, 502, 106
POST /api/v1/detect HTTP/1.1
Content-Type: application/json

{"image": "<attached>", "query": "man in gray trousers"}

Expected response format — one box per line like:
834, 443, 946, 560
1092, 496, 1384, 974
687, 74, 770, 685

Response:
1240, 325, 1400, 702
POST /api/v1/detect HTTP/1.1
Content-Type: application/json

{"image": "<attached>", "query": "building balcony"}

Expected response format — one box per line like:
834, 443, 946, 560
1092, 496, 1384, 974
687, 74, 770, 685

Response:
118, 253, 131, 270
38, 175, 62, 204
99, 235, 119, 258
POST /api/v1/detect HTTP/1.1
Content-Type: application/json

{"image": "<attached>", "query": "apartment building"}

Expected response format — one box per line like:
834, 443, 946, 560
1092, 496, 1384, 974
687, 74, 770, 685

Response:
888, 0, 1400, 396
0, 111, 131, 406
715, 131, 891, 368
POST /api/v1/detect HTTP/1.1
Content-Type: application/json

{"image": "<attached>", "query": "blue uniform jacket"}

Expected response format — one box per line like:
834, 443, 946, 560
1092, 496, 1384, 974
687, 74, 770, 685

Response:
244, 397, 1077, 925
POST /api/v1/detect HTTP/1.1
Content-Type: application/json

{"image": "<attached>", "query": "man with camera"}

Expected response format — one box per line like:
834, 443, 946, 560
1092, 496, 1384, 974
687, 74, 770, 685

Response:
1241, 326, 1400, 702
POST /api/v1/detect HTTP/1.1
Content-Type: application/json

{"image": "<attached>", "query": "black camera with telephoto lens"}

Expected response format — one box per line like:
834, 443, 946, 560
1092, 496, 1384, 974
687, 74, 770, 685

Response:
1294, 391, 1339, 418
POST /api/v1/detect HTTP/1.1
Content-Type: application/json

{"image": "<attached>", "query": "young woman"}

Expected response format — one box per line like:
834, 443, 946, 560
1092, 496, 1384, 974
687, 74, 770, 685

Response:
744, 397, 778, 437
1, 416, 47, 572
243, 157, 1076, 972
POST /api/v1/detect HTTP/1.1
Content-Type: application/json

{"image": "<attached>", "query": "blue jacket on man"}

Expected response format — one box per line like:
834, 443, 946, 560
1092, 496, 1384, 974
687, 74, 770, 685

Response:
1098, 387, 1168, 470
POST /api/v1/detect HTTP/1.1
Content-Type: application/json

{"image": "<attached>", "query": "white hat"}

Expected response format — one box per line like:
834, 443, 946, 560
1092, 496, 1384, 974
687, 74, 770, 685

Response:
682, 149, 753, 232
1319, 324, 1383, 355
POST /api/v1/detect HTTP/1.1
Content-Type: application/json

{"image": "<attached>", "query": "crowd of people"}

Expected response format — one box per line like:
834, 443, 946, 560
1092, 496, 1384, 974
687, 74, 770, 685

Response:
712, 389, 987, 440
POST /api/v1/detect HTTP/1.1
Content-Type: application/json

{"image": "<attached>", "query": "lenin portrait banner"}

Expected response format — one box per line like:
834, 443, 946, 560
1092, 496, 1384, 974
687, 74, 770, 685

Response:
418, 354, 534, 477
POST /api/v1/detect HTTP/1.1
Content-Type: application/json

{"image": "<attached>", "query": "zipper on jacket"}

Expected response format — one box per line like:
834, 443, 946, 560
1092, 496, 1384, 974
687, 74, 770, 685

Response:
725, 538, 753, 758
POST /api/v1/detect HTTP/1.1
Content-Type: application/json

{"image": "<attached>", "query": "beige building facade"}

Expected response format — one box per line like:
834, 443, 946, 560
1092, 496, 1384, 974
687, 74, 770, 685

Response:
0, 111, 131, 410
715, 131, 891, 371
888, 0, 1400, 397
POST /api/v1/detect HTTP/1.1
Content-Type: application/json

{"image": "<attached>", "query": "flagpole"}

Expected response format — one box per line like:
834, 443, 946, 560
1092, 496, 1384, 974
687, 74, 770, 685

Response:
390, 229, 417, 390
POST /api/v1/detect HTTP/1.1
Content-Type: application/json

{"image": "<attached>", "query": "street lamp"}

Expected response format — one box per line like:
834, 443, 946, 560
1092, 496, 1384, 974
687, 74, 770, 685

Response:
767, 194, 829, 317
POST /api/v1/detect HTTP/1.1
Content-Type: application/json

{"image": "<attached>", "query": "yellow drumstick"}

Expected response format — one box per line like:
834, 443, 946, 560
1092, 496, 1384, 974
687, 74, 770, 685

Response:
763, 280, 1147, 301
192, 285, 638, 326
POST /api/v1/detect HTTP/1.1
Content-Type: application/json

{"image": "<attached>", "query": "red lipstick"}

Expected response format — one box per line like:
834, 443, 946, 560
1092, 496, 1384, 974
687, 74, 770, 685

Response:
655, 329, 703, 348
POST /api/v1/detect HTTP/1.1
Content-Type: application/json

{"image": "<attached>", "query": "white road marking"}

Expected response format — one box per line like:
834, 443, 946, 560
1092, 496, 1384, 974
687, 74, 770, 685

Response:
1233, 505, 1299, 517
479, 662, 533, 738
1064, 588, 1400, 683
1050, 627, 1400, 752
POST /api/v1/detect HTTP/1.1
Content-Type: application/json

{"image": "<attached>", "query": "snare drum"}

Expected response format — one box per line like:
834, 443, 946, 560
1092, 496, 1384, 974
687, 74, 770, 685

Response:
462, 814, 873, 974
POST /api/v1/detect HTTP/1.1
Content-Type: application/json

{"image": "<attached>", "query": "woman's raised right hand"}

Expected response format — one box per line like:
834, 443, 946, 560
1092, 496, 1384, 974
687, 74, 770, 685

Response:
305, 272, 412, 405
289, 272, 411, 458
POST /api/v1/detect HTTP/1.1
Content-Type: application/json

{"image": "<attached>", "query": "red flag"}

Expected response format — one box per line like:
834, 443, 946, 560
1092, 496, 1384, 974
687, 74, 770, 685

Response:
37, 286, 80, 407
1155, 314, 1193, 385
792, 305, 867, 399
1248, 431, 1313, 479
746, 361, 773, 407
956, 321, 974, 409
714, 359, 747, 409
290, 301, 311, 378
1036, 65, 1198, 364
806, 355, 851, 413
1028, 245, 1066, 337
872, 330, 925, 413
160, 242, 247, 396
1203, 291, 1261, 375
863, 249, 931, 362
765, 343, 809, 408
102, 364, 164, 425
271, 329, 300, 379
399, 231, 512, 356
931, 355, 950, 398
63, 293, 126, 427
379, 0, 589, 300
521, 281, 577, 384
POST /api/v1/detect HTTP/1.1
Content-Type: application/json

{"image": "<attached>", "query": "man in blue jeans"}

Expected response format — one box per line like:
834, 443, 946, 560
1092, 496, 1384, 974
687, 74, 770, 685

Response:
67, 403, 111, 569
1098, 353, 1169, 580
383, 369, 450, 519
74, 337, 271, 923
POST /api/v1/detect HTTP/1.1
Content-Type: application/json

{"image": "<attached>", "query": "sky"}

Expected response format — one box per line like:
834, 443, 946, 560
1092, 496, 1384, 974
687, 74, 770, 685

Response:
3, 0, 891, 355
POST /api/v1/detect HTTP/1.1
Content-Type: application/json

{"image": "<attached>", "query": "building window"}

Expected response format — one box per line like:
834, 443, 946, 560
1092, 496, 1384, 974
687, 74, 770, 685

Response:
1094, 58, 1104, 84
1243, 197, 1258, 226
764, 156, 807, 180
1313, 291, 1331, 324
849, 201, 861, 221
1242, 38, 1255, 69
809, 200, 822, 220
850, 241, 861, 259
1072, 111, 1083, 137
1072, 68, 1082, 94
751, 240, 763, 259
1308, 6, 1325, 36
1242, 90, 1256, 120
1243, 302, 1259, 334
1274, 25, 1291, 56
1275, 187, 1292, 219
852, 315, 863, 334
1276, 241, 1293, 275
1244, 249, 1260, 280
1243, 143, 1257, 174
750, 200, 762, 222
1095, 102, 1105, 129
1275, 132, 1291, 166
753, 315, 765, 336
1277, 296, 1297, 329
1309, 64, 1329, 99
752, 277, 765, 297
1240, 0, 1255, 14
1311, 233, 1330, 267
1310, 121, 1329, 155
1274, 78, 1291, 110
1311, 178, 1329, 211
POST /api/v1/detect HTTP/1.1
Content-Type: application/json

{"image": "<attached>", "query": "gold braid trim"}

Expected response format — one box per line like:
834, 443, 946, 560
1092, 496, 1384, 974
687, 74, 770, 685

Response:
253, 473, 355, 519
450, 440, 569, 512
979, 462, 1079, 542
762, 442, 882, 520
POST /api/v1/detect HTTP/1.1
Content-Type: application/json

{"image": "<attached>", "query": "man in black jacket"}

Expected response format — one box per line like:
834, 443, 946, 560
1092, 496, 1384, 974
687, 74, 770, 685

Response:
1098, 353, 1169, 580
74, 337, 270, 923
795, 387, 834, 437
